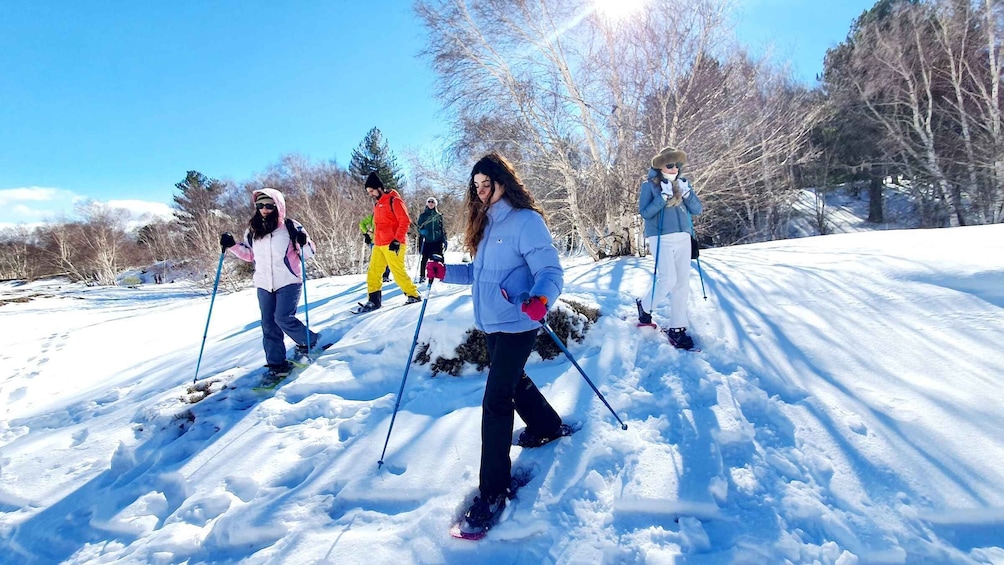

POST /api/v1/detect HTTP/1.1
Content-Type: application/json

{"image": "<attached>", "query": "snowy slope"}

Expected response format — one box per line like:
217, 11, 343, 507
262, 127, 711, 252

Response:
1, 225, 1003, 564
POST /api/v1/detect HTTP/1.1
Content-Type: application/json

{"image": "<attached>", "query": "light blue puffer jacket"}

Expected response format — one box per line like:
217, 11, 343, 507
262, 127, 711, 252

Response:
443, 198, 563, 334
638, 168, 702, 237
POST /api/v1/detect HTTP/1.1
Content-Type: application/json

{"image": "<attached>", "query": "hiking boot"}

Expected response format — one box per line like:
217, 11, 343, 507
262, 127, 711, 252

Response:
354, 301, 380, 313
517, 423, 574, 448
404, 294, 422, 305
267, 361, 294, 378
636, 298, 653, 325
295, 333, 320, 357
665, 327, 695, 350
463, 492, 507, 531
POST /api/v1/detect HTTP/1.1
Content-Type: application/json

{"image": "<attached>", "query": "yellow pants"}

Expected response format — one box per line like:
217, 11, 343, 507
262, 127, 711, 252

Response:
367, 244, 420, 297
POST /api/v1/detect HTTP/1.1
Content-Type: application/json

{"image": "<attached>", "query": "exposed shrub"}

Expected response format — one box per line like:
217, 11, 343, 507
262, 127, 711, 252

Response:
415, 298, 600, 377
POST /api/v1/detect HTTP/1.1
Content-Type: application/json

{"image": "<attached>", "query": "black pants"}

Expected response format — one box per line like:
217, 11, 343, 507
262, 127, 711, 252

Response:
419, 240, 445, 279
480, 330, 562, 496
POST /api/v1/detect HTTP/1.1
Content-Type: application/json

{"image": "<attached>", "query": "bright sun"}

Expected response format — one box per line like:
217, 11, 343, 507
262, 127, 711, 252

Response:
592, 0, 646, 22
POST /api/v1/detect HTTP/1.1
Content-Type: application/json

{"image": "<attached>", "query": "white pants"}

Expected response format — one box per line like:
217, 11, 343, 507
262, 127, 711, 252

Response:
640, 232, 692, 329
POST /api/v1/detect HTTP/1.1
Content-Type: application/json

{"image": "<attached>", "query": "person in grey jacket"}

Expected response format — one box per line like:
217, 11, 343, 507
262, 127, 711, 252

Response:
424, 152, 570, 533
637, 146, 703, 349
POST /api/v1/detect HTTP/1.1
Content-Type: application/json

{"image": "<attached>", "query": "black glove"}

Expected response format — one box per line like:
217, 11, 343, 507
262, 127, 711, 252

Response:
295, 229, 308, 246
220, 232, 236, 249
388, 240, 401, 253
363, 233, 372, 245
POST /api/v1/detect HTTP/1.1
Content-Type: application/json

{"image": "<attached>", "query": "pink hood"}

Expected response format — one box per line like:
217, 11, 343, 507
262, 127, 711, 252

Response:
252, 188, 287, 225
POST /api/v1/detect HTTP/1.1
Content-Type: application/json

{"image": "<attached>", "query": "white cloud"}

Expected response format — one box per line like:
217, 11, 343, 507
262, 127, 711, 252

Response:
0, 187, 173, 230
1, 186, 84, 224
0, 186, 70, 204
106, 199, 174, 221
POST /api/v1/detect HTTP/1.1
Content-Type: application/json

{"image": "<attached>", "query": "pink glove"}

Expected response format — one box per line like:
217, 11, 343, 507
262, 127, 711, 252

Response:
426, 261, 446, 281
521, 296, 548, 321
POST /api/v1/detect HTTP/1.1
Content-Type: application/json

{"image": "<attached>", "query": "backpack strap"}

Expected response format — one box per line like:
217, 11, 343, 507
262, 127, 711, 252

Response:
285, 218, 306, 257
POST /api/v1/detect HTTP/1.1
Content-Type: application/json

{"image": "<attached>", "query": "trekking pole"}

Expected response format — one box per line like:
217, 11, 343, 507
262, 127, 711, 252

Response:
691, 225, 707, 300
378, 255, 441, 468
298, 229, 311, 354
647, 211, 664, 310
193, 250, 226, 384
695, 256, 707, 300
540, 321, 628, 430
416, 239, 424, 281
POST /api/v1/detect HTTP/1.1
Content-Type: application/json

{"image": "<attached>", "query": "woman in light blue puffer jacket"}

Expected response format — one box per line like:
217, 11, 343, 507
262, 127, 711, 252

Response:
425, 152, 570, 533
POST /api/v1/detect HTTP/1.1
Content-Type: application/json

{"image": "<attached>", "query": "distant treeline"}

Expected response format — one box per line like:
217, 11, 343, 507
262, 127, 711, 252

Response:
2, 0, 1001, 284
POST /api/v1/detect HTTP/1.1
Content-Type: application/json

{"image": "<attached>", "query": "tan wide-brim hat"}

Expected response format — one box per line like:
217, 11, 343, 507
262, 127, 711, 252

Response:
651, 147, 687, 169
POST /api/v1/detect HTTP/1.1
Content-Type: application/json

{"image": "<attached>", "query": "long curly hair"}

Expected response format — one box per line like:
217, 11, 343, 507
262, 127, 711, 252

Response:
463, 152, 545, 256
248, 209, 279, 240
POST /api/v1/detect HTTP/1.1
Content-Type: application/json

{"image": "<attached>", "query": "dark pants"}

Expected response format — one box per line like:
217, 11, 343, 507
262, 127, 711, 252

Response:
419, 240, 445, 279
257, 284, 314, 366
480, 330, 562, 496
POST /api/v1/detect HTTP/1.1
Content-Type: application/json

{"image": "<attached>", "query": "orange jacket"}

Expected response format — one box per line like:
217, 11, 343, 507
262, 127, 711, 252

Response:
372, 190, 411, 245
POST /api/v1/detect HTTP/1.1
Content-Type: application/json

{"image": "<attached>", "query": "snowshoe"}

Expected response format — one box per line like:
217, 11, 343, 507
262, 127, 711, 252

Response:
635, 298, 653, 326
256, 361, 294, 390
456, 493, 506, 538
296, 339, 333, 360
295, 333, 321, 358
449, 466, 536, 540
350, 301, 381, 314
665, 327, 696, 351
516, 423, 576, 448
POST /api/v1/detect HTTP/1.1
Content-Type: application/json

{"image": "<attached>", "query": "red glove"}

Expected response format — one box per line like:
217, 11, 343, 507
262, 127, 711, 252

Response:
426, 261, 446, 281
521, 296, 548, 321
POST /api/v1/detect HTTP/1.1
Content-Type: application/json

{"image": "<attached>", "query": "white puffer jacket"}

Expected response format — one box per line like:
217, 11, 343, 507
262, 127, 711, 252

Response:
227, 188, 316, 291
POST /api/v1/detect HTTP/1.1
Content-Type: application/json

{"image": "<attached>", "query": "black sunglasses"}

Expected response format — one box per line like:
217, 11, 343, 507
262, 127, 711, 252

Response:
256, 202, 276, 210
664, 162, 682, 170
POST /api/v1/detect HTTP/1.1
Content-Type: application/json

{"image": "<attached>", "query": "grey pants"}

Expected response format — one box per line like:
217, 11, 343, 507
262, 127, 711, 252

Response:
257, 284, 312, 366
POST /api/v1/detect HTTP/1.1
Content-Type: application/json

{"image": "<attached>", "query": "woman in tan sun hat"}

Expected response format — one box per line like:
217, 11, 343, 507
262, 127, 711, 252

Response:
636, 146, 703, 350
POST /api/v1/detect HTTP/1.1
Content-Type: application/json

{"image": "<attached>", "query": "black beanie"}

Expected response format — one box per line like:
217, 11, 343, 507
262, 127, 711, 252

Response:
365, 171, 385, 191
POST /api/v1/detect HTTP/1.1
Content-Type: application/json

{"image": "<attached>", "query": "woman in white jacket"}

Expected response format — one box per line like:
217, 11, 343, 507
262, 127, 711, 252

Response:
220, 188, 317, 378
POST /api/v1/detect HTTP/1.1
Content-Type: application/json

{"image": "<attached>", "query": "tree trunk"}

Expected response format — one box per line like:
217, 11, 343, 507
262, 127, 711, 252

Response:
868, 176, 885, 223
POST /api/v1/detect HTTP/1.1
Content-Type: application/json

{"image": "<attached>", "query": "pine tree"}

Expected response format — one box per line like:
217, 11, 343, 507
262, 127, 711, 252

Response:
172, 170, 228, 269
348, 127, 405, 193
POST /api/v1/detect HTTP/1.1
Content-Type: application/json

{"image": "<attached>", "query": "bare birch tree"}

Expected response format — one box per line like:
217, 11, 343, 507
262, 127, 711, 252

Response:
417, 0, 819, 254
841, 0, 1003, 227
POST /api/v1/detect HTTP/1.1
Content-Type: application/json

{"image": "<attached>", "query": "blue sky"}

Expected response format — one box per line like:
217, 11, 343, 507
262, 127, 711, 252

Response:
0, 0, 873, 227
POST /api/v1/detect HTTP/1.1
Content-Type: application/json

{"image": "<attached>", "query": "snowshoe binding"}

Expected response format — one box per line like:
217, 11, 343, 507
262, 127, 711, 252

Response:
665, 327, 697, 351
636, 298, 655, 328
516, 423, 576, 448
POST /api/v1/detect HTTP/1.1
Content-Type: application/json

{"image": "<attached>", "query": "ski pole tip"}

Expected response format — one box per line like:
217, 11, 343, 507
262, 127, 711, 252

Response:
377, 460, 384, 469
621, 423, 628, 430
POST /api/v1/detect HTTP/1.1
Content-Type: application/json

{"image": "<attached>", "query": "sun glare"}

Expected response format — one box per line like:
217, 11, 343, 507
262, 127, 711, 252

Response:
593, 0, 646, 22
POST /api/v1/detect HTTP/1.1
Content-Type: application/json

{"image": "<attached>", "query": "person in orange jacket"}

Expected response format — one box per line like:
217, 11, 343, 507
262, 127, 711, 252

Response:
353, 171, 422, 313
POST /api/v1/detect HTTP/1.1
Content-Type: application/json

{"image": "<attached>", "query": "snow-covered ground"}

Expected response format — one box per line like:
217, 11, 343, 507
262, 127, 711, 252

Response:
2, 225, 1003, 564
